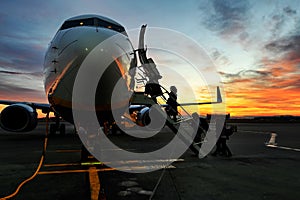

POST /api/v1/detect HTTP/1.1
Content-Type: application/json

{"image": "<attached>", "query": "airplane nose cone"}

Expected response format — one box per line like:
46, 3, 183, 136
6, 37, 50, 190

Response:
44, 26, 133, 123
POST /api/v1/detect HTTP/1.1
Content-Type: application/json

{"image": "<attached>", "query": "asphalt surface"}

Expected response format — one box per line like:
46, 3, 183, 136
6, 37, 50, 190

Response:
0, 122, 299, 200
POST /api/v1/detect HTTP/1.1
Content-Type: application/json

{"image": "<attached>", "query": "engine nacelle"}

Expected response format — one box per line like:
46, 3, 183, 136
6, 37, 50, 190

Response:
136, 107, 151, 126
0, 104, 38, 132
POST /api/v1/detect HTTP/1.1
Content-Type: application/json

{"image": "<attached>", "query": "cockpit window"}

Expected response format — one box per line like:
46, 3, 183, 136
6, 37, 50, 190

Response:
60, 17, 126, 34
60, 18, 95, 30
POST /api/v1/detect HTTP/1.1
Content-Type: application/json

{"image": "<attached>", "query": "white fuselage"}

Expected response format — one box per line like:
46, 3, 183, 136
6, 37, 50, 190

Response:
43, 15, 134, 123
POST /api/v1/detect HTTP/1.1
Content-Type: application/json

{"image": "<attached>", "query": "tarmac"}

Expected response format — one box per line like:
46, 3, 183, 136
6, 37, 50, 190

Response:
0, 122, 299, 200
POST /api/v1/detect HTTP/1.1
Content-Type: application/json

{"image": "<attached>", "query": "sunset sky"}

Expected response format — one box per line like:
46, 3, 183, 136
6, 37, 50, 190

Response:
0, 0, 299, 117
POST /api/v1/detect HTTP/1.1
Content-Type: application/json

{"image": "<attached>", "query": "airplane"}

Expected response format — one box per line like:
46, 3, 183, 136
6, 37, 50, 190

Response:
0, 14, 222, 153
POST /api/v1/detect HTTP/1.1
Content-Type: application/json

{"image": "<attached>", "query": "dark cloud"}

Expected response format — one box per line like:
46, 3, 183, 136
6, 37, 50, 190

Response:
265, 6, 299, 38
294, 20, 300, 35
283, 6, 297, 16
0, 33, 46, 72
210, 49, 223, 61
0, 83, 45, 102
265, 35, 300, 61
0, 70, 42, 76
241, 70, 270, 77
210, 48, 230, 66
219, 69, 271, 84
265, 37, 295, 53
0, 2, 65, 74
270, 14, 285, 37
0, 1, 102, 102
277, 75, 300, 89
0, 71, 45, 101
200, 0, 251, 36
220, 65, 300, 90
0, 84, 44, 101
0, 84, 41, 95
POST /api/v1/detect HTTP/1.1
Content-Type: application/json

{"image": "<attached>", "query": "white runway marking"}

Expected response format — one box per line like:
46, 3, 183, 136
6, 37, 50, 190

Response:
266, 144, 300, 152
238, 130, 270, 134
265, 132, 300, 152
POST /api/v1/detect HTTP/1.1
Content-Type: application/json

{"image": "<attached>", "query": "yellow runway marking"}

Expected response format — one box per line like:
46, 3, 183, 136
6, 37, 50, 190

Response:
89, 167, 101, 200
43, 162, 103, 167
43, 163, 81, 167
38, 167, 109, 200
81, 161, 103, 166
38, 168, 115, 175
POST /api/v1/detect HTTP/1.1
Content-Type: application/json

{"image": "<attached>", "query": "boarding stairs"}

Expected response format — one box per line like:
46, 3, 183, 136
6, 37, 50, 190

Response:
132, 64, 203, 155
128, 24, 206, 155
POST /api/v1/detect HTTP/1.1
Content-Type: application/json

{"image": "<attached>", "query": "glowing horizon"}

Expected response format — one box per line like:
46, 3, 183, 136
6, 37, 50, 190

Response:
0, 1, 299, 118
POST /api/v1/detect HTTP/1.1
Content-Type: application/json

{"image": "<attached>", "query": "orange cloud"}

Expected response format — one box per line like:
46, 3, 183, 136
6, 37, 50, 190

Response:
220, 56, 300, 117
225, 86, 300, 116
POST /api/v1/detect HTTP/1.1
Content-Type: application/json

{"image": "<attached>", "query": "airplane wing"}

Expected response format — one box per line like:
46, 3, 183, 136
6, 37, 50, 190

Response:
179, 86, 222, 106
0, 100, 51, 113
161, 86, 222, 107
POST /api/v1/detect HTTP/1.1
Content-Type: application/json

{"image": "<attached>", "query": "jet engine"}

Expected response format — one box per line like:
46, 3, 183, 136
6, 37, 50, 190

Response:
136, 107, 151, 126
0, 104, 38, 132
135, 105, 166, 128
